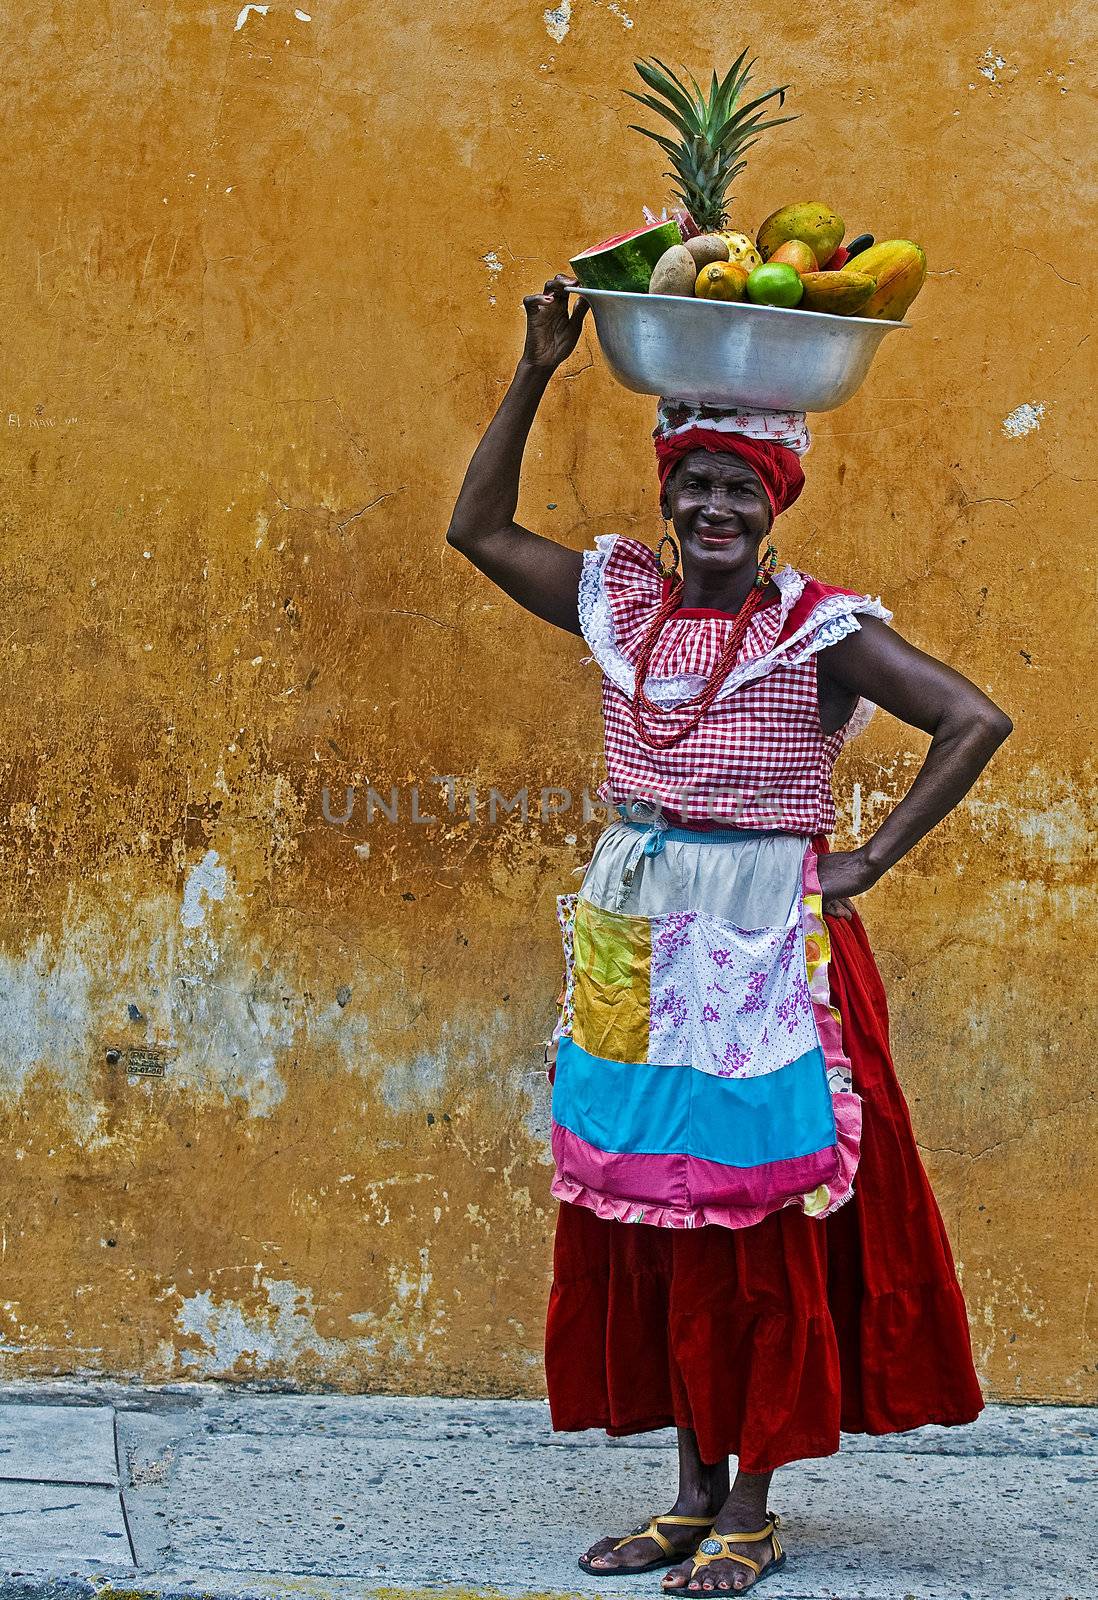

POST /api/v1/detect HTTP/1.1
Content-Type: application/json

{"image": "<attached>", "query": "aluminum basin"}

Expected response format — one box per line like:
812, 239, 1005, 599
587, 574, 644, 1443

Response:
568, 285, 908, 412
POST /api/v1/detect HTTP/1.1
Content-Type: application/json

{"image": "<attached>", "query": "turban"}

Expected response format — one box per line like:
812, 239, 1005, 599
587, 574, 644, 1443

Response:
653, 399, 811, 519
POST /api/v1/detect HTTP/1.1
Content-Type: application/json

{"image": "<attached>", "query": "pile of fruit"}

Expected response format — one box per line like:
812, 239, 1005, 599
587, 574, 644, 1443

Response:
569, 56, 926, 322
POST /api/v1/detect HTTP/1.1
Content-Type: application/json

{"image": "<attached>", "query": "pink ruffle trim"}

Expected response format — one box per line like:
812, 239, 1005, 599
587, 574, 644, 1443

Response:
550, 1093, 862, 1231
800, 844, 863, 1218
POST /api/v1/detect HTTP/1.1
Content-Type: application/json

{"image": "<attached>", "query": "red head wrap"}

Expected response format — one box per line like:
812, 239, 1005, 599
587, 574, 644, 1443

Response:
655, 427, 806, 520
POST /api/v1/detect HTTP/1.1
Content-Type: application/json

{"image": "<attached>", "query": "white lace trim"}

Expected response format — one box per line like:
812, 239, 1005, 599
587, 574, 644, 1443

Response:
577, 534, 893, 738
843, 695, 881, 741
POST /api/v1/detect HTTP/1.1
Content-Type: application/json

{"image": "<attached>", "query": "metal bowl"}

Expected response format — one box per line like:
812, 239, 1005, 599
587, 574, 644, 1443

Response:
566, 285, 908, 412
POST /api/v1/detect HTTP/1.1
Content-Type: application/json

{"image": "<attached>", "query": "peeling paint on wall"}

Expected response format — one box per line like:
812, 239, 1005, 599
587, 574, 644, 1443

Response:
601, 1, 634, 28
978, 49, 1008, 82
177, 1279, 350, 1375
543, 2, 572, 45
1001, 402, 1047, 438
235, 3, 270, 29
180, 850, 228, 930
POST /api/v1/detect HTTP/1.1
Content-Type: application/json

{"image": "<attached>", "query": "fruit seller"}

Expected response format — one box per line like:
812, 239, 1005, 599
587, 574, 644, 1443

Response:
445, 275, 1009, 1594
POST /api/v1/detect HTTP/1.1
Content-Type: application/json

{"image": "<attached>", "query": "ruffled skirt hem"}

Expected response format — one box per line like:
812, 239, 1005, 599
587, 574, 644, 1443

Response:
546, 1260, 985, 1472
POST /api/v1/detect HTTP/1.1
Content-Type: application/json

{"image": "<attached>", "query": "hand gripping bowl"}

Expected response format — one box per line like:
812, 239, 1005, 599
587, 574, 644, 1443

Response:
565, 285, 908, 412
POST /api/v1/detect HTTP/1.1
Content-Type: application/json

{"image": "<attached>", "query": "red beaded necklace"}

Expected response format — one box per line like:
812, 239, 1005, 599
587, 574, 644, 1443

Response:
630, 544, 779, 750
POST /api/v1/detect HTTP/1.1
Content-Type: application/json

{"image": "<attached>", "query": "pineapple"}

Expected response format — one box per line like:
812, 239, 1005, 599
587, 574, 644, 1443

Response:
625, 53, 796, 234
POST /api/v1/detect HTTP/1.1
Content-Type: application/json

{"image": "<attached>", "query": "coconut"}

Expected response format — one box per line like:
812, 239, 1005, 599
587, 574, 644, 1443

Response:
683, 234, 731, 270
649, 244, 700, 297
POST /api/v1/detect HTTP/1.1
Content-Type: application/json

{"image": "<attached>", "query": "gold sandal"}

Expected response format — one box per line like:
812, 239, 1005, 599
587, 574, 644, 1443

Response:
578, 1513, 713, 1575
665, 1512, 785, 1591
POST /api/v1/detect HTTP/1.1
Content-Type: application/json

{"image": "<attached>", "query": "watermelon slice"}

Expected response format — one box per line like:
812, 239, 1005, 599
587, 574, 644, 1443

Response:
570, 218, 683, 293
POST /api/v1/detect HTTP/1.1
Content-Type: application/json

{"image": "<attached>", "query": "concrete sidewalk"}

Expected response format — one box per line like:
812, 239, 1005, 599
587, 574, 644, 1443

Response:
0, 1385, 1092, 1600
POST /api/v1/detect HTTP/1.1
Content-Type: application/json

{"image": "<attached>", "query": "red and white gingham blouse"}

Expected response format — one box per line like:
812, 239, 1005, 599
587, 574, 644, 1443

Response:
578, 536, 893, 835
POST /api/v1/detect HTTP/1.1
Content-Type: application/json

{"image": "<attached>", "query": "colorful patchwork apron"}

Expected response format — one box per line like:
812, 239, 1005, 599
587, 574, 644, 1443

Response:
550, 804, 862, 1230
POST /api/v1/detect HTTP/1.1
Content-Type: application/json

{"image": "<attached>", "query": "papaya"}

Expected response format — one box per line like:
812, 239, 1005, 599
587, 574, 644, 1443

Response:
695, 260, 749, 301
684, 234, 731, 270
650, 244, 701, 297
799, 269, 877, 315
853, 240, 927, 320
757, 202, 845, 268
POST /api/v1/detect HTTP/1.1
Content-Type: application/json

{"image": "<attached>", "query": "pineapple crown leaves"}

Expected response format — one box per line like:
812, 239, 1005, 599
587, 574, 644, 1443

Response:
624, 52, 797, 232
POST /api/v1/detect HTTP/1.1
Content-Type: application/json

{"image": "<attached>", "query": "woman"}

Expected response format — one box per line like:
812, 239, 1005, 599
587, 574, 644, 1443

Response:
446, 276, 1009, 1594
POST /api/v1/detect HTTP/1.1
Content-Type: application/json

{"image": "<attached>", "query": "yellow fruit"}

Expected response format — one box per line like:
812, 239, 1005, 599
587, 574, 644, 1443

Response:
769, 239, 818, 275
799, 269, 877, 314
853, 240, 927, 319
683, 234, 731, 270
718, 231, 762, 273
757, 202, 845, 267
695, 261, 749, 301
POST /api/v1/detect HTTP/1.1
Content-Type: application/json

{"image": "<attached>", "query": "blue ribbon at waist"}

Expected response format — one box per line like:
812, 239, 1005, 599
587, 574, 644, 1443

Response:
610, 801, 789, 909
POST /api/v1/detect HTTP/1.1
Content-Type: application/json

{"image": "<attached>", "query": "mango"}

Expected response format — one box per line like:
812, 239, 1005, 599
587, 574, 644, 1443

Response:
684, 234, 731, 270
695, 260, 749, 301
649, 244, 701, 297
757, 202, 845, 267
853, 240, 927, 320
799, 269, 877, 315
768, 239, 818, 275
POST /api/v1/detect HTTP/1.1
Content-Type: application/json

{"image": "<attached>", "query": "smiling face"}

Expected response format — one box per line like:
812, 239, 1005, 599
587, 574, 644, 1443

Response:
659, 448, 773, 576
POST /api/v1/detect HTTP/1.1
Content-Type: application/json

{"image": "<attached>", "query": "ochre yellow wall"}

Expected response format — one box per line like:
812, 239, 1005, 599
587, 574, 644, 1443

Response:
0, 2, 1093, 1402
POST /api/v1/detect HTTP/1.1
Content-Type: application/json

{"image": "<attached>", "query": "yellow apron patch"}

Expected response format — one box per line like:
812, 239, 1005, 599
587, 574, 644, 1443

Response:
571, 898, 652, 1064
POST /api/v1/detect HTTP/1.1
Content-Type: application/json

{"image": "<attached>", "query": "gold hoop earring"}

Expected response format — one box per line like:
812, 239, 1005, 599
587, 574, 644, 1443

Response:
656, 521, 680, 580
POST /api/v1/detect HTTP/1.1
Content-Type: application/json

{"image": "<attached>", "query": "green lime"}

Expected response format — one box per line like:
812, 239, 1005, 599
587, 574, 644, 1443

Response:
746, 262, 804, 308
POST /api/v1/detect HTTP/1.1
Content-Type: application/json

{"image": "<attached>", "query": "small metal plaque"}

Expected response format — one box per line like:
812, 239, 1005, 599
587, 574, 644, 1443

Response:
106, 1044, 172, 1077
127, 1048, 168, 1077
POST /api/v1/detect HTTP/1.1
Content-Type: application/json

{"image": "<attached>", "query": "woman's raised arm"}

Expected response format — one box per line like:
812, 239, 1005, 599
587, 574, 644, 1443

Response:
446, 276, 590, 635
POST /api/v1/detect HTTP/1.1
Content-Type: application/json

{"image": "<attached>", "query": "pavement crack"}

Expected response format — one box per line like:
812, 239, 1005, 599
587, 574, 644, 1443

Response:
0, 1500, 82, 1516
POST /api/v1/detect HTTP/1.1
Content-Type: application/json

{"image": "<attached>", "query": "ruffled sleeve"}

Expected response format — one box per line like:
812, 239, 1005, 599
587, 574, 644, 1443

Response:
777, 579, 895, 741
577, 535, 663, 696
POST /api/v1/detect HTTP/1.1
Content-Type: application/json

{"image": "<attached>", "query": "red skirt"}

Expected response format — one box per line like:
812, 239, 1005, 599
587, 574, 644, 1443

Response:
543, 872, 984, 1473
